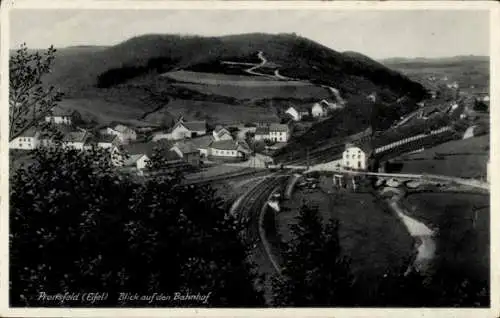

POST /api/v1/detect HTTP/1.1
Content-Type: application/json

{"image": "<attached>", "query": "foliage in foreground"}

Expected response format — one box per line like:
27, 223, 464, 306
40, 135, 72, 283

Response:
10, 147, 264, 307
271, 202, 489, 307
271, 204, 356, 306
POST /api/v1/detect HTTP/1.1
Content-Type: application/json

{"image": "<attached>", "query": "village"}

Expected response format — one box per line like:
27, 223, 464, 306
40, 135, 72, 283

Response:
9, 79, 490, 185
9, 97, 350, 177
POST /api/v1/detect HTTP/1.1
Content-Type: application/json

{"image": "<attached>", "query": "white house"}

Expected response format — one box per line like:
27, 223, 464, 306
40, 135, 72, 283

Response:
62, 130, 89, 150
342, 143, 372, 170
123, 154, 150, 171
9, 127, 41, 150
152, 119, 207, 141
209, 140, 246, 158
269, 123, 290, 142
45, 106, 77, 125
101, 124, 137, 144
213, 125, 233, 141
311, 102, 328, 118
285, 106, 309, 121
254, 126, 270, 141
189, 135, 215, 158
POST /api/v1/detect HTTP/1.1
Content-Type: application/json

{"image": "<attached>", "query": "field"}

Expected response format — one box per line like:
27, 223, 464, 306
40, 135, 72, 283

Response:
404, 193, 489, 283
163, 70, 312, 86
394, 135, 489, 179
162, 99, 279, 124
277, 176, 414, 283
171, 82, 330, 100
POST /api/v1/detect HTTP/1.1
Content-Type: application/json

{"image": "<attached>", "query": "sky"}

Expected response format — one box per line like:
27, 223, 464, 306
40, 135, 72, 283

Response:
10, 9, 490, 59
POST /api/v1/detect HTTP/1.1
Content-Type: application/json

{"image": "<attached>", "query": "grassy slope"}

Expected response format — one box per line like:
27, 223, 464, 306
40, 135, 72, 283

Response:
405, 193, 489, 283
33, 33, 427, 128
278, 176, 413, 282
395, 135, 489, 179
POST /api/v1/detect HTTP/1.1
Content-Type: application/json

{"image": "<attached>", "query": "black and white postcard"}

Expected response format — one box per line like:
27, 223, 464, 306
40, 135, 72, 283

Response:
1, 1, 498, 317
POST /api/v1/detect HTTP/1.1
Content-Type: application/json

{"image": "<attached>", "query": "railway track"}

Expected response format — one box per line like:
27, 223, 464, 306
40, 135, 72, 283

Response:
233, 173, 289, 273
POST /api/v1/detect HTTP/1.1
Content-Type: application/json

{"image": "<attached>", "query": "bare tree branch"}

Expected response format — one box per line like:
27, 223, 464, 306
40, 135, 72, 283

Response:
9, 44, 63, 141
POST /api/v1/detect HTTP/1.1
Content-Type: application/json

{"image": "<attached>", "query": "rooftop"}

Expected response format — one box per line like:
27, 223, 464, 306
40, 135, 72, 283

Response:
269, 123, 289, 132
190, 134, 215, 148
114, 124, 135, 133
210, 140, 239, 151
63, 131, 88, 143
123, 140, 175, 157
50, 106, 76, 117
179, 120, 207, 132
345, 141, 373, 155
123, 154, 148, 167
97, 134, 118, 143
255, 126, 270, 135
174, 141, 199, 154
18, 127, 40, 138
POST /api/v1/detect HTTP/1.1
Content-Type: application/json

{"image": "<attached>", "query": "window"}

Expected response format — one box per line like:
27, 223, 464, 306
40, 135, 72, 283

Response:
358, 154, 361, 159
358, 161, 361, 168
346, 161, 349, 166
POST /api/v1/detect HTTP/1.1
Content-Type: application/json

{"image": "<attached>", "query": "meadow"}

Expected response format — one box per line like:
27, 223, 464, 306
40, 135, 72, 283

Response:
171, 82, 330, 100
278, 177, 414, 284
163, 70, 312, 87
395, 135, 489, 179
404, 193, 489, 284
162, 98, 280, 124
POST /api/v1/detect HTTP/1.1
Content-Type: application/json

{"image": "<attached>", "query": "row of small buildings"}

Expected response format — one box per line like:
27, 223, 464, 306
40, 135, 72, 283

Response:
284, 99, 343, 122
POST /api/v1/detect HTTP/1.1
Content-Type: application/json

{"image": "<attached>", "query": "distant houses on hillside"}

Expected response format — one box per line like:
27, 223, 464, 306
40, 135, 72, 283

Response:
152, 118, 207, 141
284, 100, 342, 122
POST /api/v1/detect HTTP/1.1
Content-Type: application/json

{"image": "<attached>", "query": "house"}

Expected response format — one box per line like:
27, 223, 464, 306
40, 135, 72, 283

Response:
313, 100, 341, 116
152, 119, 207, 141
45, 106, 78, 125
123, 154, 150, 171
342, 142, 373, 170
311, 102, 328, 118
367, 92, 377, 103
212, 125, 233, 141
96, 134, 121, 150
101, 124, 137, 144
209, 140, 248, 159
285, 106, 310, 121
9, 127, 41, 150
62, 130, 89, 150
171, 141, 200, 167
269, 123, 290, 142
254, 126, 270, 141
122, 139, 175, 158
189, 135, 215, 158
84, 134, 123, 166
